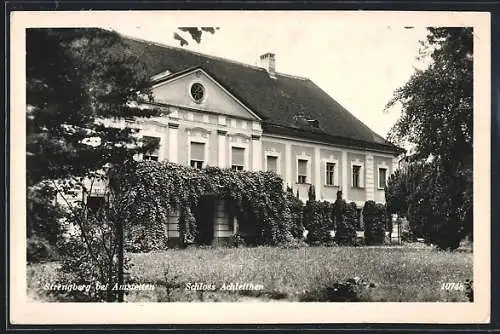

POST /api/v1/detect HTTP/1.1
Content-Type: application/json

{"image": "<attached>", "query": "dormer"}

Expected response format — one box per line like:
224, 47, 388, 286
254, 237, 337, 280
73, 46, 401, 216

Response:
150, 69, 172, 83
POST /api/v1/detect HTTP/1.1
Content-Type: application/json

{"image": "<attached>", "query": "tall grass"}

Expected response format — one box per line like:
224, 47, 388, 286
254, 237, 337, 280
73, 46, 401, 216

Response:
126, 246, 472, 302
26, 246, 472, 302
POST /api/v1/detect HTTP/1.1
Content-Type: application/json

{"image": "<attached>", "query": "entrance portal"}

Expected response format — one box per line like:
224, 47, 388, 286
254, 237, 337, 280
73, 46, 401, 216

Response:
194, 195, 216, 245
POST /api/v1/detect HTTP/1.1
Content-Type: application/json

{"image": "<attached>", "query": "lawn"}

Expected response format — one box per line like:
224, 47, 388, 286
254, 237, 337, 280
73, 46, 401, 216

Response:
27, 244, 473, 302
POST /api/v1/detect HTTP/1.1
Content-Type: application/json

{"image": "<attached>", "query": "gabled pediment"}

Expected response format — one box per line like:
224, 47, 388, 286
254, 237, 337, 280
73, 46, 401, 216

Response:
150, 68, 261, 121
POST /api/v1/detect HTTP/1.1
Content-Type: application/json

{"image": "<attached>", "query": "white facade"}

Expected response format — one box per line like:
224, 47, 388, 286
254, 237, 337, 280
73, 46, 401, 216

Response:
102, 68, 398, 205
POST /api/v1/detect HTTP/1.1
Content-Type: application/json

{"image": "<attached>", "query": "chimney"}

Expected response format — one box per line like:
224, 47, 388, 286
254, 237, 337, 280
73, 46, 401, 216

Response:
259, 52, 276, 78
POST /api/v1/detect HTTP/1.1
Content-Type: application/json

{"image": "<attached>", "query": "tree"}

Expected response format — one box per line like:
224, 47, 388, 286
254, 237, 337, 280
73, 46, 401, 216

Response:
362, 200, 386, 245
26, 28, 162, 270
385, 28, 473, 250
333, 191, 356, 245
27, 28, 160, 186
173, 27, 219, 46
26, 27, 218, 299
385, 168, 409, 216
27, 182, 65, 246
27, 182, 66, 262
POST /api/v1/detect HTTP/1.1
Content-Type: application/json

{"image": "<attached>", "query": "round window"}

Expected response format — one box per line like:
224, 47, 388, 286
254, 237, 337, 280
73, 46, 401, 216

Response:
190, 83, 205, 102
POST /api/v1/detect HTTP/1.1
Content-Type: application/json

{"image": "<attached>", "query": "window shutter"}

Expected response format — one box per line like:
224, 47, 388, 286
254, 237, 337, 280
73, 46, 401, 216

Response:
298, 159, 307, 175
351, 165, 354, 187
379, 168, 387, 188
334, 163, 339, 186
360, 165, 365, 188
191, 142, 205, 161
232, 147, 245, 165
378, 168, 381, 188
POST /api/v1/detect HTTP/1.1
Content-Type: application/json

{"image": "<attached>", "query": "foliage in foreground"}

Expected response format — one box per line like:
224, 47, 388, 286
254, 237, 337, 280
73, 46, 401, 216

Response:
27, 235, 60, 264
53, 181, 134, 302
26, 28, 162, 266
27, 182, 66, 262
25, 28, 220, 299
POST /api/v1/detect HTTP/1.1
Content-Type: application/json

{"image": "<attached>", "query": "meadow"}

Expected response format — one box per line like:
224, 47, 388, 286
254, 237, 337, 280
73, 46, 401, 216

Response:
27, 244, 473, 302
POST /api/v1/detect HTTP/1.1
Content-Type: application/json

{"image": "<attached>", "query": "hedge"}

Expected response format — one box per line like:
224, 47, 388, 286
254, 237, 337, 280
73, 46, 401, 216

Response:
363, 200, 386, 245
286, 191, 305, 239
302, 200, 334, 245
334, 201, 357, 245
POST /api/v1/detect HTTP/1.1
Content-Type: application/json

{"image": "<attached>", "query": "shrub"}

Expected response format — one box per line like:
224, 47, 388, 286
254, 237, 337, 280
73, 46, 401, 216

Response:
178, 206, 197, 246
464, 279, 473, 302
334, 200, 357, 246
300, 276, 376, 302
398, 217, 416, 242
345, 202, 359, 228
303, 200, 333, 245
27, 236, 59, 263
55, 230, 134, 302
52, 188, 137, 302
279, 238, 309, 249
285, 192, 305, 239
125, 218, 168, 252
230, 233, 245, 248
27, 182, 66, 249
363, 201, 386, 245
385, 161, 472, 251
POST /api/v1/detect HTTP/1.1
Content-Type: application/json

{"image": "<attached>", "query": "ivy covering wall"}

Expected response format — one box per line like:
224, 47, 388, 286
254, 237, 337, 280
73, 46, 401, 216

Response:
114, 161, 298, 248
113, 161, 389, 250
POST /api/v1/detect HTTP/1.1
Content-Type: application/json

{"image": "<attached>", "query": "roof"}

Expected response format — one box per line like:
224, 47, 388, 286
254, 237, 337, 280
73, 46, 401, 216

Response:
123, 36, 404, 155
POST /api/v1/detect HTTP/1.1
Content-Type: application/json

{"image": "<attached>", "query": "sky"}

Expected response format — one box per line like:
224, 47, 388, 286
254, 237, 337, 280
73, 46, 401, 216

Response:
95, 13, 432, 138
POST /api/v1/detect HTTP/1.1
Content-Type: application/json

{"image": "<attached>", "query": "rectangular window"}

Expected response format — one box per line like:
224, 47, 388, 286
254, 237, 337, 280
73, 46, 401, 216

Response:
190, 142, 205, 169
231, 147, 245, 171
326, 162, 335, 185
266, 156, 278, 173
297, 159, 308, 184
378, 168, 387, 189
143, 136, 160, 161
352, 165, 361, 188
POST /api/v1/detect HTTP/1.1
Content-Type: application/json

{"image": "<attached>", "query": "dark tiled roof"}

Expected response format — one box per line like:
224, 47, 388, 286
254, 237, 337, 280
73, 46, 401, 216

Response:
123, 36, 403, 155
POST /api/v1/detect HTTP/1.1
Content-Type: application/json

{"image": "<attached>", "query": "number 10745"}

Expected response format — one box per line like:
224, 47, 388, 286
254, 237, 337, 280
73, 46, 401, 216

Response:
441, 282, 465, 291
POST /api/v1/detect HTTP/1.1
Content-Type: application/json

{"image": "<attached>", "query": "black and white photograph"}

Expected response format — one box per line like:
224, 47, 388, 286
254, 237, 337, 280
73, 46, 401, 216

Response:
10, 10, 490, 324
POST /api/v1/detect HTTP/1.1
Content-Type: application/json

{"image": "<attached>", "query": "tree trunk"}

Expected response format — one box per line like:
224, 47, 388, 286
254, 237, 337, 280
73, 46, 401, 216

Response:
117, 218, 124, 302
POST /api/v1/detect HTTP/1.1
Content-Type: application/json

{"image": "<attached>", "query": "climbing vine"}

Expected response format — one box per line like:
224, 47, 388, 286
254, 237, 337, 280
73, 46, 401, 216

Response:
112, 160, 298, 247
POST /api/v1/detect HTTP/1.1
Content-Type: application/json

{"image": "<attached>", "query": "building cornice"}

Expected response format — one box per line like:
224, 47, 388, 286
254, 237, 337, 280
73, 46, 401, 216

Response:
262, 123, 404, 157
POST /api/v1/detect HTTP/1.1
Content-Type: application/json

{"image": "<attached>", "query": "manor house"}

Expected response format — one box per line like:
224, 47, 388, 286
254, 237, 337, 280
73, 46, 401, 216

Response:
90, 36, 403, 246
